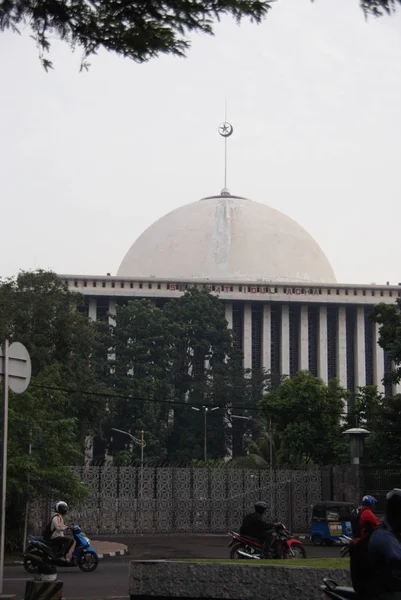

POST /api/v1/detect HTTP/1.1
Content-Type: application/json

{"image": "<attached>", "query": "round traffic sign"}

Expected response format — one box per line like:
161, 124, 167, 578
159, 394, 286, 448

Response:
7, 342, 32, 394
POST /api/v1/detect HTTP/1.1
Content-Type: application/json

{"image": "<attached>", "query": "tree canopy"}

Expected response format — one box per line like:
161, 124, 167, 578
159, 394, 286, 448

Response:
350, 385, 401, 465
260, 371, 348, 466
0, 0, 271, 70
372, 299, 401, 385
0, 271, 98, 548
361, 0, 401, 15
1, 1, 399, 70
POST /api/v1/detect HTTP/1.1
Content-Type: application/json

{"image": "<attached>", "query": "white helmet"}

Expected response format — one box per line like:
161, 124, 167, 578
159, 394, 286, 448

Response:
55, 501, 68, 515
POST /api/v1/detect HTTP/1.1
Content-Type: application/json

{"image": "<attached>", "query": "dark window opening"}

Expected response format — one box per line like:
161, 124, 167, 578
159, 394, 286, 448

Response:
365, 307, 374, 387
251, 305, 262, 371
289, 306, 300, 377
271, 305, 281, 378
327, 307, 337, 380
308, 306, 318, 376
232, 303, 243, 352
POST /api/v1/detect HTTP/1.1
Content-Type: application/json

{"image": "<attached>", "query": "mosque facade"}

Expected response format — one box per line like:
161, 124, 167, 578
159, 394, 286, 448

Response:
63, 191, 400, 400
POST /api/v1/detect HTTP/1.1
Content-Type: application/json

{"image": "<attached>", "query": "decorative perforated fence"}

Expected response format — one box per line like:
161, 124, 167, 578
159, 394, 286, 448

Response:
30, 466, 323, 536
362, 467, 401, 514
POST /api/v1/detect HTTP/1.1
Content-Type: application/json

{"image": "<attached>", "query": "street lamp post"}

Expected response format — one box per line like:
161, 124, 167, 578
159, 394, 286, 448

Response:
343, 427, 370, 465
111, 428, 146, 497
191, 406, 219, 462
231, 414, 274, 515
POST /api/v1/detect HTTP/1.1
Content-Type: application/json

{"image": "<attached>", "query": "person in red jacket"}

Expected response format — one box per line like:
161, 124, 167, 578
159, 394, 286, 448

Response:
360, 495, 380, 537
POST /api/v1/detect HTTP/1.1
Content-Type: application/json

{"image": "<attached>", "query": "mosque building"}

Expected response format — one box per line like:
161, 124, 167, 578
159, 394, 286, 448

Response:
62, 124, 401, 401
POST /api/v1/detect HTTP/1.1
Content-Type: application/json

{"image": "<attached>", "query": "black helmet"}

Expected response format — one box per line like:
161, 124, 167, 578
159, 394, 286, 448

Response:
255, 501, 268, 514
55, 501, 68, 515
386, 489, 401, 533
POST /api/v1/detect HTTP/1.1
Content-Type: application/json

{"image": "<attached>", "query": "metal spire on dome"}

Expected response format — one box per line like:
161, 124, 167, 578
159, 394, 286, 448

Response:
218, 99, 233, 196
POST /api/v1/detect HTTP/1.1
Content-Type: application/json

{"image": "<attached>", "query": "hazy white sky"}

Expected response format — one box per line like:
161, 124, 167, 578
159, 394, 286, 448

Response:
1, 0, 401, 285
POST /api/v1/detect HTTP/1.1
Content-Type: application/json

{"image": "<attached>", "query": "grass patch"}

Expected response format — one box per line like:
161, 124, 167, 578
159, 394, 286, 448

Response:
170, 558, 349, 569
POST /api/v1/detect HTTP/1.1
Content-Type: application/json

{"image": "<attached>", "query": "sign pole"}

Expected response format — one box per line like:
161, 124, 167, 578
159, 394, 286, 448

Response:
0, 339, 10, 596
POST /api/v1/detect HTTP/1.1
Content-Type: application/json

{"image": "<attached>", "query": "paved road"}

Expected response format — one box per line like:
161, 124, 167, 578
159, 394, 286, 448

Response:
3, 535, 343, 599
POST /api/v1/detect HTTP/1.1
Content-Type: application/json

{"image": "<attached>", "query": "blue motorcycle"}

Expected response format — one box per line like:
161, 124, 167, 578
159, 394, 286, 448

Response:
24, 524, 99, 573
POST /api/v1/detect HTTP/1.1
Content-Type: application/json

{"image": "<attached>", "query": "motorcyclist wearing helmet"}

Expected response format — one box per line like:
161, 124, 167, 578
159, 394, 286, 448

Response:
48, 501, 74, 558
240, 501, 275, 558
366, 489, 401, 599
360, 495, 380, 538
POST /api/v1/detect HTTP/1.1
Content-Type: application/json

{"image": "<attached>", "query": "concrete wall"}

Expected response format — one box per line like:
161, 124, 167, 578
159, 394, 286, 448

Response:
129, 560, 351, 600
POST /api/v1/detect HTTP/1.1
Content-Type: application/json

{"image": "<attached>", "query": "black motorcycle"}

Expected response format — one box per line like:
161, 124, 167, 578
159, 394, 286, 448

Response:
228, 523, 306, 559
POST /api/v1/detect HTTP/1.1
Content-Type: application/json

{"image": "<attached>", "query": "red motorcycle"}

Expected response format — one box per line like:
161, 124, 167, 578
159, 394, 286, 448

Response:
228, 523, 306, 559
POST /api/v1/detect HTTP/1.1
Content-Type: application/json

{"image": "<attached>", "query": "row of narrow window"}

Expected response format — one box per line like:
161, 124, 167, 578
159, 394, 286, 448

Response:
71, 280, 398, 297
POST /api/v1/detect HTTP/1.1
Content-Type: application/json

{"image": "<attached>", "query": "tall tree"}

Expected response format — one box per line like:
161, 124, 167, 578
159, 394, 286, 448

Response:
0, 270, 112, 546
5, 365, 88, 550
0, 0, 270, 70
350, 386, 401, 465
0, 270, 108, 444
260, 371, 348, 466
97, 298, 175, 461
163, 287, 235, 461
372, 299, 401, 385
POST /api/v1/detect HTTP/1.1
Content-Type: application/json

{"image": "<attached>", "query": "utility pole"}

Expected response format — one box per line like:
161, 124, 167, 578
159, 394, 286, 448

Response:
191, 406, 219, 462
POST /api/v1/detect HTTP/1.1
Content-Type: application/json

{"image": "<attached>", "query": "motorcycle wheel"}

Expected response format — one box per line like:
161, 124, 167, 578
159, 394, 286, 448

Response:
229, 543, 247, 559
77, 551, 99, 572
283, 544, 307, 559
340, 545, 350, 558
23, 548, 40, 574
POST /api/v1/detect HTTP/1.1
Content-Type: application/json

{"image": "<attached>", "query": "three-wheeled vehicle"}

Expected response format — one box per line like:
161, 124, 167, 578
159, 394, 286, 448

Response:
310, 501, 355, 546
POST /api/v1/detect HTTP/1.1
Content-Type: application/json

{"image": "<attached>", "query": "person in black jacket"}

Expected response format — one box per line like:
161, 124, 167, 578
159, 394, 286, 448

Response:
240, 501, 275, 557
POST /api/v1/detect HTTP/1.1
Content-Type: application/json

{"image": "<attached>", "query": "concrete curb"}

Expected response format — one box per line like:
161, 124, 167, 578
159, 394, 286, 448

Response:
97, 548, 129, 559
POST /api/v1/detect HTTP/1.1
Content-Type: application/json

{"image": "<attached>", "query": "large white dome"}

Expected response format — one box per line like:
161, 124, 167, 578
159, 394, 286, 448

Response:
117, 194, 336, 284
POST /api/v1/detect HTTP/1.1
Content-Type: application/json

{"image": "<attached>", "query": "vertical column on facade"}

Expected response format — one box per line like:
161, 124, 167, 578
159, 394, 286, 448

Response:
391, 362, 401, 396
88, 298, 97, 321
108, 298, 117, 364
243, 303, 252, 369
108, 298, 117, 326
225, 301, 233, 330
262, 304, 271, 372
280, 305, 290, 376
373, 322, 385, 394
318, 306, 328, 383
337, 306, 347, 388
354, 306, 366, 390
299, 305, 309, 371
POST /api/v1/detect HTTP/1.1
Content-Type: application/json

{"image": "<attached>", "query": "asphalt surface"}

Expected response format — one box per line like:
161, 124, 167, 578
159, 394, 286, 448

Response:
3, 534, 343, 599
